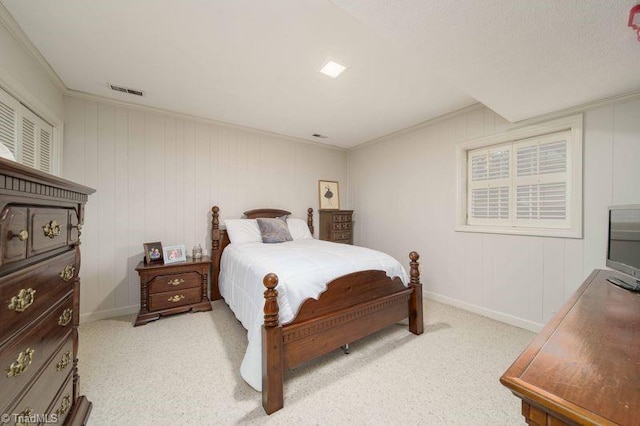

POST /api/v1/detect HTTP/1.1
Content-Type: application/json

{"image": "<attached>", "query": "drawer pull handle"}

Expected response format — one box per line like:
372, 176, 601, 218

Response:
59, 265, 75, 282
6, 348, 35, 377
43, 220, 62, 238
168, 278, 185, 286
9, 229, 29, 241
15, 407, 33, 426
55, 394, 71, 416
58, 308, 73, 326
168, 295, 185, 303
8, 288, 36, 312
56, 351, 72, 372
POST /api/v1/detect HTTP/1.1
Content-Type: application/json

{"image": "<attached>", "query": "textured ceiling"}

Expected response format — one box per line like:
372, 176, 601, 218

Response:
2, 1, 640, 149
333, 0, 640, 122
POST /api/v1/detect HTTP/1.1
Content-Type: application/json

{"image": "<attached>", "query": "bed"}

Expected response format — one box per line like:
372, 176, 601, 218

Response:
210, 206, 424, 414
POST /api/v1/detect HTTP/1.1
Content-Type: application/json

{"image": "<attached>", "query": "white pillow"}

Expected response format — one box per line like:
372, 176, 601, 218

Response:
225, 219, 262, 244
287, 218, 313, 240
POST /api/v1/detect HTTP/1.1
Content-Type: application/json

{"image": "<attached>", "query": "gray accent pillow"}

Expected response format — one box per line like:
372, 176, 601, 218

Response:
256, 217, 293, 243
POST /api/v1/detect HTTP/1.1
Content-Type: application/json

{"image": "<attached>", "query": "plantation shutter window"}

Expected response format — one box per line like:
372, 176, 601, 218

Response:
467, 144, 510, 225
0, 88, 20, 158
456, 115, 582, 238
0, 86, 56, 173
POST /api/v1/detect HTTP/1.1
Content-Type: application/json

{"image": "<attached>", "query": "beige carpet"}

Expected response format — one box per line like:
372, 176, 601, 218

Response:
78, 300, 534, 425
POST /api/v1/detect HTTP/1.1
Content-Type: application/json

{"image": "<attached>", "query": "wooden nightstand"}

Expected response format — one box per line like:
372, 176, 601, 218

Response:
319, 210, 354, 244
134, 256, 212, 326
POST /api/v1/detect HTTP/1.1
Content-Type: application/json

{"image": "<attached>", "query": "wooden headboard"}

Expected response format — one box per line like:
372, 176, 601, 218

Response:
209, 206, 314, 300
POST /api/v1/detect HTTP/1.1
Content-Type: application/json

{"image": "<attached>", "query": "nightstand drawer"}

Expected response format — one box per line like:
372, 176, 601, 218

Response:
0, 251, 76, 346
148, 272, 201, 294
0, 297, 72, 411
148, 287, 202, 311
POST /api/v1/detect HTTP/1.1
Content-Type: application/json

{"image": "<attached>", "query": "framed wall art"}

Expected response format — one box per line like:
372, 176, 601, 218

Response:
163, 244, 187, 264
318, 180, 340, 210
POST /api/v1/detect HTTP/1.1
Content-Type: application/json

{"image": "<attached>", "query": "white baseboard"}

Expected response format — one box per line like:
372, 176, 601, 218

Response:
424, 291, 544, 333
80, 305, 139, 324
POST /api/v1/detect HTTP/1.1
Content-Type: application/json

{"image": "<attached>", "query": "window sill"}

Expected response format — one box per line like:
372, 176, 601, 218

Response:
454, 224, 582, 239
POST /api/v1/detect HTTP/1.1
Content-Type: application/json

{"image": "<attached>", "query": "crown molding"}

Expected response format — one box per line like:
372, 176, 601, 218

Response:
65, 89, 348, 152
349, 102, 485, 151
0, 3, 67, 93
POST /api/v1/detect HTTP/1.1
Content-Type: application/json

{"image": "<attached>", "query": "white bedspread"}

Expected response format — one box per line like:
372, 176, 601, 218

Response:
218, 239, 409, 391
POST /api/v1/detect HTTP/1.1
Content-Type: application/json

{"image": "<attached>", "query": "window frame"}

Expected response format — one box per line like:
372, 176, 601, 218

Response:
456, 114, 583, 238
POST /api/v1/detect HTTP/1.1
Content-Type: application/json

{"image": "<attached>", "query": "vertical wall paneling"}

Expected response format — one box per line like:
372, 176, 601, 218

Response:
114, 107, 129, 309
349, 100, 640, 331
63, 97, 348, 320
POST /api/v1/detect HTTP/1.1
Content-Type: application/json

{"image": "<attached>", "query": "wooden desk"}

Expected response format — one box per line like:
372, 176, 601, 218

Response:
501, 269, 640, 425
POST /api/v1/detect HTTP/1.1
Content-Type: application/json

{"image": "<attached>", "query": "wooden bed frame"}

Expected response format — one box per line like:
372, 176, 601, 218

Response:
210, 206, 424, 414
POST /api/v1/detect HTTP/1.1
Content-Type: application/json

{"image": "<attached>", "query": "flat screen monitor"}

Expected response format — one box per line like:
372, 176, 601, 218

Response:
607, 205, 640, 287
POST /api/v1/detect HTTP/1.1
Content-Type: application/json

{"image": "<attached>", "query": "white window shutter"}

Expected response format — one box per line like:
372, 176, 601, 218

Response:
467, 144, 511, 224
0, 88, 19, 157
514, 132, 570, 228
21, 115, 37, 168
39, 127, 52, 173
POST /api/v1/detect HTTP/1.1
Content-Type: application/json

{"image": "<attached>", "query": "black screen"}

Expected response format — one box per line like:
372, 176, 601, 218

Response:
609, 208, 640, 271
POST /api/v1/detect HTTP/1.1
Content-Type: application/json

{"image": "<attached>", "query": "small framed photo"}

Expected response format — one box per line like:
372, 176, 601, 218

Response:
163, 244, 187, 264
319, 180, 340, 210
143, 242, 164, 264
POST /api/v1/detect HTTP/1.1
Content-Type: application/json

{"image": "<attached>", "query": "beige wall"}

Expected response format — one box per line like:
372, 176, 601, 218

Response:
63, 95, 348, 321
348, 98, 640, 331
0, 14, 63, 123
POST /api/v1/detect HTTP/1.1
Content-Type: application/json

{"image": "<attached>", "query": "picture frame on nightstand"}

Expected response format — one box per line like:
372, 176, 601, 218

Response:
163, 244, 187, 264
143, 241, 164, 264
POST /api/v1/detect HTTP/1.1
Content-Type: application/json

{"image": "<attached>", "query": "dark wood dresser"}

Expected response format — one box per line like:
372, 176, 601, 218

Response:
134, 256, 212, 326
501, 269, 640, 426
0, 158, 94, 425
319, 210, 353, 244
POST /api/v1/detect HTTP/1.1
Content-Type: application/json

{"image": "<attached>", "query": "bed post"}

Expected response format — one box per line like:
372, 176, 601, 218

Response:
408, 251, 424, 335
307, 207, 314, 235
262, 273, 284, 414
210, 206, 222, 300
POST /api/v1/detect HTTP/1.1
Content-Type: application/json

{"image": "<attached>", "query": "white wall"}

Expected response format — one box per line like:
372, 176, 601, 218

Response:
63, 95, 348, 321
348, 98, 640, 331
0, 12, 63, 123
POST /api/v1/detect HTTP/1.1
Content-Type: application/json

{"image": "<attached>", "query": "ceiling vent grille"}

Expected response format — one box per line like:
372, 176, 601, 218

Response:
312, 133, 328, 139
109, 84, 144, 97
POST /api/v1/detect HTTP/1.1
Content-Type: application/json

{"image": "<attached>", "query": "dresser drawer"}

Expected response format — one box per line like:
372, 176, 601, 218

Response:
0, 297, 72, 411
28, 208, 70, 257
148, 272, 201, 294
332, 222, 352, 231
332, 231, 352, 241
6, 355, 73, 426
333, 214, 352, 223
47, 372, 74, 425
149, 287, 202, 311
1, 206, 28, 265
0, 251, 76, 345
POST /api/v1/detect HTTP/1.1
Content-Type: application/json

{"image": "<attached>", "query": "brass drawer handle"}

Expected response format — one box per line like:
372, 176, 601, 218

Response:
58, 308, 73, 326
168, 295, 185, 303
59, 265, 75, 282
15, 407, 33, 426
9, 229, 29, 241
56, 351, 72, 372
6, 348, 35, 377
55, 394, 71, 416
168, 278, 185, 286
8, 288, 36, 312
43, 220, 62, 238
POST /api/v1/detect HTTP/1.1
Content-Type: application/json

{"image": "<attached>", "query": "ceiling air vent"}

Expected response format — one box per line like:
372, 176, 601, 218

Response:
312, 133, 328, 139
109, 84, 144, 97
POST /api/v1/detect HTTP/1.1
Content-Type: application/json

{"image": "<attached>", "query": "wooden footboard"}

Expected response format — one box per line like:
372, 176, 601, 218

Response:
262, 252, 424, 414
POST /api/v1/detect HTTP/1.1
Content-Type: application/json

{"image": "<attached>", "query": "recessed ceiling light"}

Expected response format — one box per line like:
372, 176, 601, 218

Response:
320, 61, 347, 78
